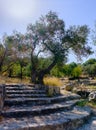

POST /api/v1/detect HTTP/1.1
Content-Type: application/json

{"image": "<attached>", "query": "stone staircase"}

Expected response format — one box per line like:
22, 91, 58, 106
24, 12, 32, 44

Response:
0, 84, 92, 130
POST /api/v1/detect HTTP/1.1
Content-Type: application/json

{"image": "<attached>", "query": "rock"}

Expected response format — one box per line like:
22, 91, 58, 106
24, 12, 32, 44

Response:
89, 91, 96, 102
77, 91, 90, 98
65, 84, 73, 91
46, 86, 60, 97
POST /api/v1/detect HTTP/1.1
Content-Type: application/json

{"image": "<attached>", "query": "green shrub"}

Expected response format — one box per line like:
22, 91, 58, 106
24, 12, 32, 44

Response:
76, 100, 88, 107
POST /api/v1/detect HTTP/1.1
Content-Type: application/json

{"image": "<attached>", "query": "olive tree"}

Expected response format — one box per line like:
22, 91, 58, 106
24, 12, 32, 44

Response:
26, 11, 92, 84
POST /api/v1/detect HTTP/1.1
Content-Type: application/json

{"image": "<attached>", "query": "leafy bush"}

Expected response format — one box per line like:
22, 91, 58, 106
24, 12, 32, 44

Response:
72, 66, 82, 79
51, 65, 64, 77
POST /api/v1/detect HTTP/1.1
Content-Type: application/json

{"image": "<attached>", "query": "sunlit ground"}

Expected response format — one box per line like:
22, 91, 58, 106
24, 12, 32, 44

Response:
0, 76, 30, 84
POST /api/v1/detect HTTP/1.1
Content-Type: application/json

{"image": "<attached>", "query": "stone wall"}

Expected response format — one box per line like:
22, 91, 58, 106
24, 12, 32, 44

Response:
0, 84, 6, 114
33, 84, 60, 97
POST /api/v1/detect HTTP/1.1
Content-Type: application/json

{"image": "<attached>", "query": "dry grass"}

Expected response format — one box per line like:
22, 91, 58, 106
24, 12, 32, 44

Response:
0, 76, 63, 87
0, 76, 30, 84
86, 85, 96, 89
44, 77, 63, 87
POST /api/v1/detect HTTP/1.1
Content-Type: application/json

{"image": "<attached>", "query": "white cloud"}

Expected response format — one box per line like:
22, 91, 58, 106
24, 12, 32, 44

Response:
0, 0, 38, 23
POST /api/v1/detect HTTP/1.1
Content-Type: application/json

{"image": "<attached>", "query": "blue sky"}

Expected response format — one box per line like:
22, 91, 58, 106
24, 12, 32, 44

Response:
0, 0, 96, 63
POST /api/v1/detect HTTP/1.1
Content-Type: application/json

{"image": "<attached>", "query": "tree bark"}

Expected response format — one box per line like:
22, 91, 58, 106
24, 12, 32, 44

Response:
31, 71, 37, 83
30, 51, 38, 83
20, 64, 23, 80
0, 64, 2, 72
0, 49, 7, 72
8, 69, 12, 77
37, 59, 56, 84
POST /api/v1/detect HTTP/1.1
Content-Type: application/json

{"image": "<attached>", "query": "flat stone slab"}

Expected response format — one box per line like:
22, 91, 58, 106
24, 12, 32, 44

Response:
5, 84, 35, 87
6, 90, 46, 94
77, 116, 96, 130
6, 93, 47, 98
6, 86, 44, 90
2, 100, 78, 117
0, 107, 91, 130
5, 94, 80, 106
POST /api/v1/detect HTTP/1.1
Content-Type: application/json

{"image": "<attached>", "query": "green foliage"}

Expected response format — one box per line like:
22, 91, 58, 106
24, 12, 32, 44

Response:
83, 58, 96, 77
62, 64, 71, 77
22, 64, 31, 77
72, 66, 82, 78
77, 99, 96, 108
12, 63, 21, 77
62, 62, 77, 77
76, 100, 88, 107
38, 58, 51, 70
51, 64, 64, 77
83, 58, 96, 66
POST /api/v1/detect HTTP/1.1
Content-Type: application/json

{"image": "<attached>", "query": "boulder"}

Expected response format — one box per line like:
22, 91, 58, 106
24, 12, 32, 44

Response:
89, 91, 96, 102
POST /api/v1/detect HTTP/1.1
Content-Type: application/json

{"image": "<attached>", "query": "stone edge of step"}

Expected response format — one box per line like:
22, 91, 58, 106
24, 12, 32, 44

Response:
0, 106, 92, 130
2, 100, 78, 118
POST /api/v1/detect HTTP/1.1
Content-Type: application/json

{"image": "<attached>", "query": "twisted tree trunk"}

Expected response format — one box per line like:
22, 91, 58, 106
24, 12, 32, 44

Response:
37, 60, 56, 84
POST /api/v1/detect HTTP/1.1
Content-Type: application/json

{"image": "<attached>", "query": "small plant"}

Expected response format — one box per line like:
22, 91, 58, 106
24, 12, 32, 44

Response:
76, 99, 96, 108
76, 99, 88, 107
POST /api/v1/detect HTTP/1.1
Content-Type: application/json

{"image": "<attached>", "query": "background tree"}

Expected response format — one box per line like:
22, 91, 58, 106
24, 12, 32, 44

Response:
63, 62, 77, 77
83, 58, 96, 78
6, 32, 29, 79
72, 66, 82, 79
0, 34, 10, 72
0, 43, 6, 72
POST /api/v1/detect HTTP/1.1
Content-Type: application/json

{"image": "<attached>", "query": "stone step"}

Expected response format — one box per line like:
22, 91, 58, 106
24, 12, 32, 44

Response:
6, 87, 35, 90
5, 84, 44, 89
5, 94, 80, 106
5, 84, 35, 87
2, 100, 78, 118
6, 90, 46, 94
6, 87, 39, 90
6, 88, 46, 94
6, 93, 47, 98
0, 107, 92, 130
77, 116, 96, 130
